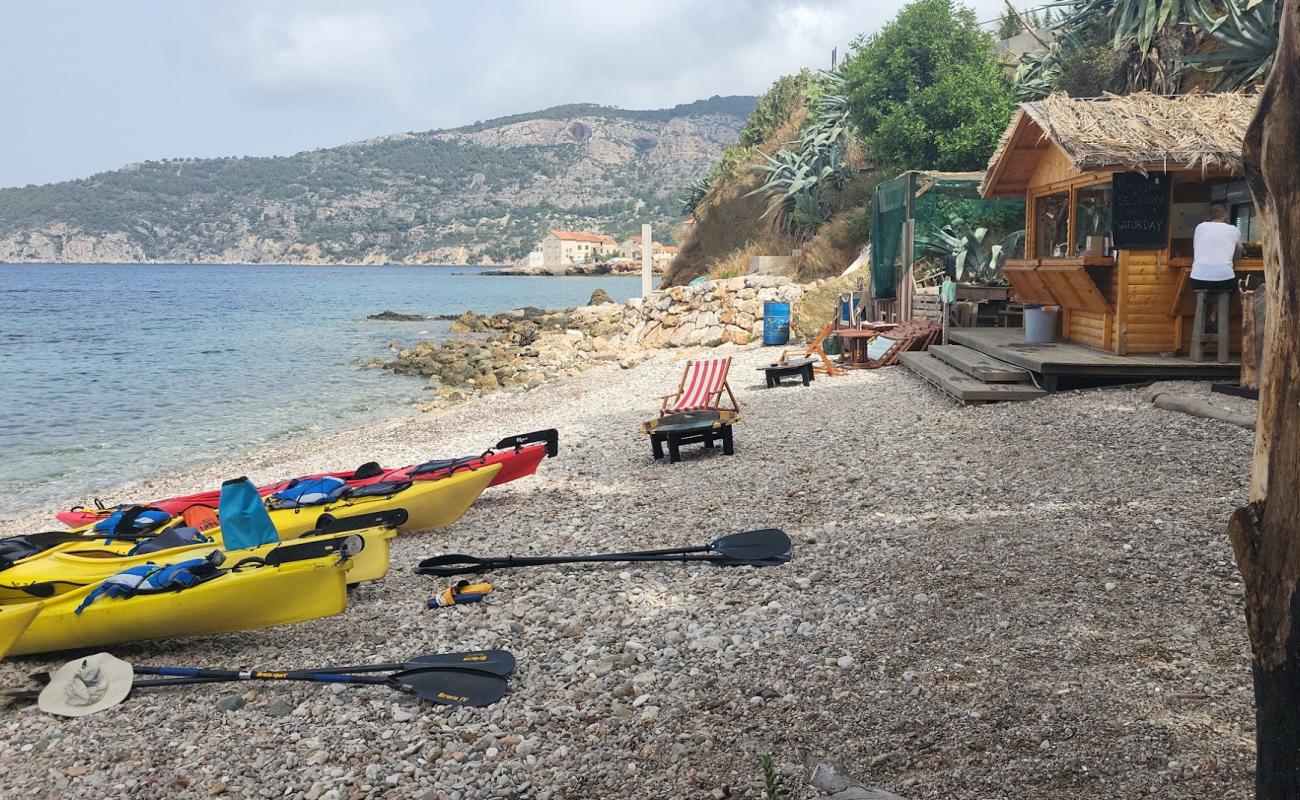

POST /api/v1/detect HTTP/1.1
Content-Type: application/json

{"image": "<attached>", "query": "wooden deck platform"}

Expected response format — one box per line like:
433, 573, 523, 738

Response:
898, 351, 1047, 404
946, 328, 1239, 388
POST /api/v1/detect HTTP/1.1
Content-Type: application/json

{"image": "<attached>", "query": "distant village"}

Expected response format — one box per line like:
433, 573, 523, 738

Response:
522, 230, 679, 274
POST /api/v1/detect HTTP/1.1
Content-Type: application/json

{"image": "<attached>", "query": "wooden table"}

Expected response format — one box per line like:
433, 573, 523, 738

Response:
640, 411, 738, 464
757, 357, 816, 388
832, 327, 892, 369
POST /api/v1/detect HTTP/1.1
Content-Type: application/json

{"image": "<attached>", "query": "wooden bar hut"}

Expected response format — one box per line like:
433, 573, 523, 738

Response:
980, 92, 1263, 357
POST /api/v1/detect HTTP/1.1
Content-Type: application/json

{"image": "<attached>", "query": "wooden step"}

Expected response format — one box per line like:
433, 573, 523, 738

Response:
928, 344, 1032, 383
899, 351, 1047, 405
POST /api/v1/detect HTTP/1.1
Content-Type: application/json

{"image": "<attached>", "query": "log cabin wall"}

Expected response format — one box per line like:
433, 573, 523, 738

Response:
1118, 249, 1182, 354
1026, 146, 1077, 191
1061, 265, 1118, 349
1065, 308, 1108, 349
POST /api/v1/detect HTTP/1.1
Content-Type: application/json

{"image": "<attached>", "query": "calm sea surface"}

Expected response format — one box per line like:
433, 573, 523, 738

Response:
0, 263, 646, 519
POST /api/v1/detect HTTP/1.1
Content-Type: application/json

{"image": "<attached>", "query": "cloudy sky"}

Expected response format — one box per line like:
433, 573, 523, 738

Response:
0, 0, 1010, 188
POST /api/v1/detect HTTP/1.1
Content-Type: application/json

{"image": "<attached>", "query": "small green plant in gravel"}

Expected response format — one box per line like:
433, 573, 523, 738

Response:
759, 754, 789, 800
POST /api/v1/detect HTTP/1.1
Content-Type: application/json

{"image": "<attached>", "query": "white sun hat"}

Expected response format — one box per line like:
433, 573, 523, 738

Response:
38, 653, 134, 717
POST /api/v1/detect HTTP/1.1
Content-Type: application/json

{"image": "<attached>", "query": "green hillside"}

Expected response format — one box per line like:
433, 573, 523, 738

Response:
0, 96, 755, 264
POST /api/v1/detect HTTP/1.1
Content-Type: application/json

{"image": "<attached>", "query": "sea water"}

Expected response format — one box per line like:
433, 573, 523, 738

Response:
0, 263, 647, 518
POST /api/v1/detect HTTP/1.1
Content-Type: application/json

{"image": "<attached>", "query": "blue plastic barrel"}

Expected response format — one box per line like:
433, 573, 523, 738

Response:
762, 301, 791, 346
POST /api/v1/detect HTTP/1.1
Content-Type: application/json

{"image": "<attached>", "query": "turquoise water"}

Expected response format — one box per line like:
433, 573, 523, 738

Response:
0, 263, 644, 519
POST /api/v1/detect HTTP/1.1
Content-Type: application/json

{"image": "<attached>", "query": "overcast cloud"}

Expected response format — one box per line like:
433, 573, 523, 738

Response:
0, 0, 1010, 188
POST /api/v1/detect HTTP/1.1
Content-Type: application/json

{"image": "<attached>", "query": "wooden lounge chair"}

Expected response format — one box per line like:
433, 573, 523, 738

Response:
660, 357, 739, 415
858, 320, 940, 369
779, 321, 842, 377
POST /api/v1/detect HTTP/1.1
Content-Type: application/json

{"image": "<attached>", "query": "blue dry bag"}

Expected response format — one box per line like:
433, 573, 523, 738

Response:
218, 476, 280, 550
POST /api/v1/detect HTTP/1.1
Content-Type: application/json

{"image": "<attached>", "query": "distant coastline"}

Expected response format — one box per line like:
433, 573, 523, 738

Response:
0, 260, 504, 268
483, 263, 665, 277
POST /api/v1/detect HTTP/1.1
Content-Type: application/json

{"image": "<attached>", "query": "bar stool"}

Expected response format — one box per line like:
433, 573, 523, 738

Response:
1190, 289, 1231, 363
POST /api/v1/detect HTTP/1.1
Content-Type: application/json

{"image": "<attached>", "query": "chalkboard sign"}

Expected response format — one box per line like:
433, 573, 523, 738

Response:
1111, 172, 1171, 249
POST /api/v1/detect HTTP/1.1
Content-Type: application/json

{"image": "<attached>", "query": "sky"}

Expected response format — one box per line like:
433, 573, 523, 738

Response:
0, 0, 1010, 188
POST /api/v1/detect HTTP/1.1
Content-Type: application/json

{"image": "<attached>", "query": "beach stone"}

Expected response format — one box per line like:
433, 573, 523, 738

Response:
216, 694, 246, 712
265, 699, 293, 717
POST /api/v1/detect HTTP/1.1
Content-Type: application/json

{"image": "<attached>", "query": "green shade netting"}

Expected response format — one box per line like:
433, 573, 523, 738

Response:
871, 176, 908, 299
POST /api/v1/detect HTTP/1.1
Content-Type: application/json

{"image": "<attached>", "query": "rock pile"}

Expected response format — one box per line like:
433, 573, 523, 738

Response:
379, 275, 808, 407
619, 275, 805, 348
365, 310, 428, 322
381, 307, 636, 405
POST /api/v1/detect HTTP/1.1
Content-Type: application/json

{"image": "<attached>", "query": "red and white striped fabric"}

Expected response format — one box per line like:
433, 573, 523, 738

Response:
669, 357, 731, 412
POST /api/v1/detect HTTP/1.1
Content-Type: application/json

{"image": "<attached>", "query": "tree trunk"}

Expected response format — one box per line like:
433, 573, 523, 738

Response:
1233, 2, 1300, 797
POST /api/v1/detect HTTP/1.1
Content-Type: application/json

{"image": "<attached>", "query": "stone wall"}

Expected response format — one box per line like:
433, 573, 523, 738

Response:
607, 275, 805, 349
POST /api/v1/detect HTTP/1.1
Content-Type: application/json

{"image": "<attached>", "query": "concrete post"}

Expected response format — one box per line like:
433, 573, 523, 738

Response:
641, 223, 653, 298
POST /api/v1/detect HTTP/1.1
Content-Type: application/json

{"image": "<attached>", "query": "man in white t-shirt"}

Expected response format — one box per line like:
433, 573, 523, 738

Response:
1192, 204, 1242, 289
1191, 204, 1243, 330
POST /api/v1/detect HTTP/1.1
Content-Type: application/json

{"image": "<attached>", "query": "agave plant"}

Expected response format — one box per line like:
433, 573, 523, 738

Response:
679, 175, 712, 216
1013, 45, 1064, 101
920, 218, 1026, 285
1182, 0, 1279, 89
747, 70, 854, 239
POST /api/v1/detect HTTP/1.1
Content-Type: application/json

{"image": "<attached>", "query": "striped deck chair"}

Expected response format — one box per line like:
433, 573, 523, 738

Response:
660, 357, 739, 415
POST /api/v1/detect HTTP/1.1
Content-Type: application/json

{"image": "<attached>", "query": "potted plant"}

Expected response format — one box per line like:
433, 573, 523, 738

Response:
1076, 196, 1112, 257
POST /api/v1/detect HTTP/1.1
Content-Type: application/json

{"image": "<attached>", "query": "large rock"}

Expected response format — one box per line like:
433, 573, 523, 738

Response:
587, 288, 613, 305
808, 763, 907, 800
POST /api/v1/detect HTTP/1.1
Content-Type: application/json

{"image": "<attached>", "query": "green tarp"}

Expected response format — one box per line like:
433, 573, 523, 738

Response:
870, 172, 1024, 300
871, 176, 908, 299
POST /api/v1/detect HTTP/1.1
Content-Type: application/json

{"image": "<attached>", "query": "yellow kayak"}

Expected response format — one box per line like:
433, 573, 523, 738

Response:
1, 534, 359, 658
0, 603, 42, 660
7, 463, 501, 574
0, 523, 396, 605
262, 463, 501, 537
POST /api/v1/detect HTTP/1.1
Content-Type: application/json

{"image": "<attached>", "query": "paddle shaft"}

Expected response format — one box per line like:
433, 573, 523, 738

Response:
139, 666, 396, 685
488, 545, 713, 565
420, 551, 756, 576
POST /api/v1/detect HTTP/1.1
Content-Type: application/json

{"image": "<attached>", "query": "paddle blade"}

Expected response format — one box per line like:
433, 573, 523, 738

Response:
493, 429, 559, 458
415, 554, 491, 577
709, 529, 791, 562
394, 668, 508, 707
311, 650, 517, 677
409, 650, 515, 677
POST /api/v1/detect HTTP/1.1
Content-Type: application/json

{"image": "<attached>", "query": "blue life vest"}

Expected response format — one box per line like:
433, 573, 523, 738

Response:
269, 476, 348, 509
74, 554, 221, 614
92, 507, 172, 537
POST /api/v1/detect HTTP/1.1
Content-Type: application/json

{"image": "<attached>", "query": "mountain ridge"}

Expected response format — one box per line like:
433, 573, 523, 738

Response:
0, 95, 755, 265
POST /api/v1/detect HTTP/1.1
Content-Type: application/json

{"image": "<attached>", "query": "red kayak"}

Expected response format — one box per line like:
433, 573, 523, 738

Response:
55, 429, 558, 528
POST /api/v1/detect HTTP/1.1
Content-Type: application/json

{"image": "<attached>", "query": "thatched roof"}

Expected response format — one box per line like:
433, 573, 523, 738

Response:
981, 92, 1258, 197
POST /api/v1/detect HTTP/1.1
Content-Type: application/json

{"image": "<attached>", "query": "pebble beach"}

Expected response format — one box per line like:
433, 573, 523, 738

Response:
0, 344, 1260, 799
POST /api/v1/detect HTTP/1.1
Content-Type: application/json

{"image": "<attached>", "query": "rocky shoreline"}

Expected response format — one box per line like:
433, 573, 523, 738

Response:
482, 262, 664, 277
376, 275, 807, 407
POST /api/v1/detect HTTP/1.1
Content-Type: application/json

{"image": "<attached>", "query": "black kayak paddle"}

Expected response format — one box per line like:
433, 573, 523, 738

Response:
9, 661, 510, 709
25, 649, 516, 687
416, 528, 791, 577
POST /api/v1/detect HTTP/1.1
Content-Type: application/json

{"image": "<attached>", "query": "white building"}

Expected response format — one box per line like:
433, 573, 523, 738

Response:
539, 231, 618, 267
